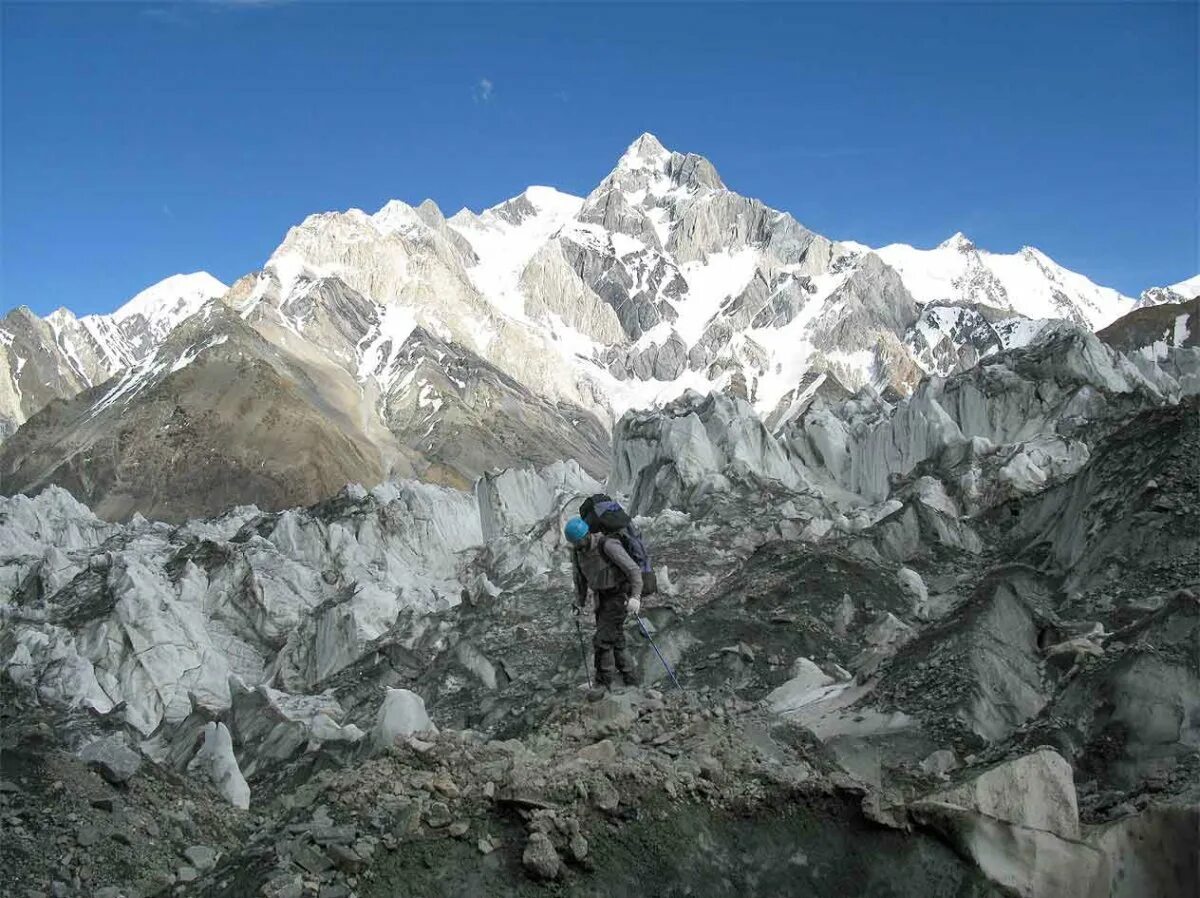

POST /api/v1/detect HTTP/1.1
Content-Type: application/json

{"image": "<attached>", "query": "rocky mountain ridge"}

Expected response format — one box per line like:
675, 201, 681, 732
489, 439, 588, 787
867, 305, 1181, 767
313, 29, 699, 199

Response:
0, 273, 227, 440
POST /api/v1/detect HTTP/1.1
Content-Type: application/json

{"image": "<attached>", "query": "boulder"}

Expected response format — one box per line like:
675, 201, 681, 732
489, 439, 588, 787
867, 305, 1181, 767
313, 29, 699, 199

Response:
522, 832, 561, 880
78, 733, 142, 785
896, 567, 928, 613
910, 750, 1103, 898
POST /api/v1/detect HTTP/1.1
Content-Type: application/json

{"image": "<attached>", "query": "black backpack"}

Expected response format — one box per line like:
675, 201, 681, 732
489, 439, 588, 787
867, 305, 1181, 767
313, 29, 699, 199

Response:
580, 494, 657, 595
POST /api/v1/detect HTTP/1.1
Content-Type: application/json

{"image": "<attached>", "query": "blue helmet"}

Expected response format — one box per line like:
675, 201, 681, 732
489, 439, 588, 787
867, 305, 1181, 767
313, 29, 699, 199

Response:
564, 516, 590, 544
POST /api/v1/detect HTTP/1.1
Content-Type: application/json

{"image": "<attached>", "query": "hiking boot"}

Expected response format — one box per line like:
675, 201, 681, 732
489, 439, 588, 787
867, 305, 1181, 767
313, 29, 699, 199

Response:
586, 685, 611, 702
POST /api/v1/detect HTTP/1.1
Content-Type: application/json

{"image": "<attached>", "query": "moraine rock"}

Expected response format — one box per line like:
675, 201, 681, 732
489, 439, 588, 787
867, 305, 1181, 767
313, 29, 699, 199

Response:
77, 732, 142, 785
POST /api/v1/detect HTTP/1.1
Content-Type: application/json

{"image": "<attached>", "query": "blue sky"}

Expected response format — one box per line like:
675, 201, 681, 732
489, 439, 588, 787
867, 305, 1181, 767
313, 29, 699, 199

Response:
3, 1, 1196, 316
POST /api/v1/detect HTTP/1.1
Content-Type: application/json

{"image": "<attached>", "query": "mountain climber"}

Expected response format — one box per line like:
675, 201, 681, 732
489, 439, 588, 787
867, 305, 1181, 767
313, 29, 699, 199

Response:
564, 516, 642, 694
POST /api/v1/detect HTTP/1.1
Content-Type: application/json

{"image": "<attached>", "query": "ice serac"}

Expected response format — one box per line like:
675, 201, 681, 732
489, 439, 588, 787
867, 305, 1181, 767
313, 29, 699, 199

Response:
0, 476, 488, 740
372, 687, 435, 749
910, 750, 1107, 898
786, 325, 1170, 503
475, 460, 602, 542
610, 390, 809, 516
188, 721, 251, 809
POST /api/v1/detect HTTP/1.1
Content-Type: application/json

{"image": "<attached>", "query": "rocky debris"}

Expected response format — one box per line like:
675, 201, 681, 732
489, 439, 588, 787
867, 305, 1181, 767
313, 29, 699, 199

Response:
522, 832, 561, 880
0, 679, 247, 898
77, 733, 142, 786
182, 844, 218, 872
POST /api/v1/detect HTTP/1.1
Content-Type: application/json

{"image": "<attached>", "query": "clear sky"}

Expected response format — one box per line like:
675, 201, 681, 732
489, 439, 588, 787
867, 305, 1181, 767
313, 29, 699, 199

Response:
3, 1, 1196, 316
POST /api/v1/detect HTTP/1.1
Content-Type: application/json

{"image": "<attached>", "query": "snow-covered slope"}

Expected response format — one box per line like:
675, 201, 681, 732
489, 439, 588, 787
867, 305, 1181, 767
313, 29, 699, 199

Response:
110, 271, 228, 345
874, 232, 1133, 328
449, 186, 584, 321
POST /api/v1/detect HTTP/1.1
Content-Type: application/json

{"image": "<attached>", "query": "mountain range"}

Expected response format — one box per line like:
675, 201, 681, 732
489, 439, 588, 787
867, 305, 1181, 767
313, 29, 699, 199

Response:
1, 133, 1195, 519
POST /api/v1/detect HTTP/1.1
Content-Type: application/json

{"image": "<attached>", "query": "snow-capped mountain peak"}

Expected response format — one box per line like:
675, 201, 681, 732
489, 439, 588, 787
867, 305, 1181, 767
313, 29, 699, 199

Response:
874, 237, 1132, 328
111, 271, 227, 328
937, 231, 975, 252
1136, 273, 1200, 308
371, 199, 425, 235
616, 132, 672, 172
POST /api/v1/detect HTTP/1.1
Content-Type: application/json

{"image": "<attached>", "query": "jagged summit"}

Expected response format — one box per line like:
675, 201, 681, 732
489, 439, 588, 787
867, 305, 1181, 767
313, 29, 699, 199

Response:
937, 231, 975, 252
616, 131, 671, 171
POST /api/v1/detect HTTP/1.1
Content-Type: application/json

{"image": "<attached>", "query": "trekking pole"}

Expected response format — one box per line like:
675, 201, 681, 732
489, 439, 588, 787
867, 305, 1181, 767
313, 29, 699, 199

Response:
574, 616, 592, 688
637, 616, 682, 692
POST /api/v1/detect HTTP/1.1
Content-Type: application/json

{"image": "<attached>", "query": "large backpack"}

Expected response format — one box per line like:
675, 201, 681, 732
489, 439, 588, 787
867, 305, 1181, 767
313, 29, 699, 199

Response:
580, 494, 657, 596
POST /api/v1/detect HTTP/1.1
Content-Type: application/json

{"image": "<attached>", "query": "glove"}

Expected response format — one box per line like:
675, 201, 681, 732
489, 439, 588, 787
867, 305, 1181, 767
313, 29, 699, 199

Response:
626, 597, 641, 617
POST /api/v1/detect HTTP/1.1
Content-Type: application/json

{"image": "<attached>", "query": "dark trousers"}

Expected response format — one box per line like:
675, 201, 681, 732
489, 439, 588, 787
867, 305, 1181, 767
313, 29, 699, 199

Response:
594, 588, 638, 687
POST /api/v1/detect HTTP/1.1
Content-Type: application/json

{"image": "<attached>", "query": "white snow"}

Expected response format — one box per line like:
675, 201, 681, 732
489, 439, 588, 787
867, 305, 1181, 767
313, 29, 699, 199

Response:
169, 334, 229, 373
371, 200, 424, 235
747, 268, 853, 413
675, 249, 760, 344
1169, 274, 1200, 297
610, 232, 646, 258
111, 272, 227, 334
356, 303, 418, 389
874, 238, 1133, 329
449, 186, 583, 321
645, 206, 671, 246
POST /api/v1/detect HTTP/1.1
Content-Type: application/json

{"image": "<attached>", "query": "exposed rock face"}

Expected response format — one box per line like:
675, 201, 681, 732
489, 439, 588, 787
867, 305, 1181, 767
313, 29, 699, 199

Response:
0, 308, 385, 522
0, 307, 609, 520
0, 273, 227, 441
1098, 295, 1198, 354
